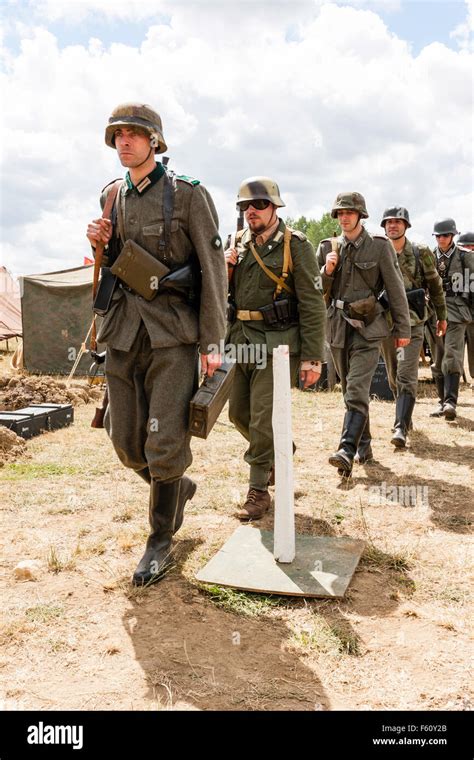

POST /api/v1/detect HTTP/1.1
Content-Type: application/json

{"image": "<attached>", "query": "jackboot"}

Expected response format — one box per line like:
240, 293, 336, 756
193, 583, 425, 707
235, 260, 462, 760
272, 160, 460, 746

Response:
430, 376, 445, 417
329, 410, 367, 477
354, 415, 373, 464
132, 479, 181, 586
443, 373, 460, 421
173, 475, 197, 535
391, 394, 416, 448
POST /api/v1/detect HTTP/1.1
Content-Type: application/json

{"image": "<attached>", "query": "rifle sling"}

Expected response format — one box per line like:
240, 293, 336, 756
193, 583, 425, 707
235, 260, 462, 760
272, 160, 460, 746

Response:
248, 227, 295, 297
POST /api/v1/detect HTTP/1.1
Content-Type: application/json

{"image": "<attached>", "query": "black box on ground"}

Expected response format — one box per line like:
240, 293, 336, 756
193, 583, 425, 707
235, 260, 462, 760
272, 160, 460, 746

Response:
0, 412, 42, 439
29, 403, 74, 430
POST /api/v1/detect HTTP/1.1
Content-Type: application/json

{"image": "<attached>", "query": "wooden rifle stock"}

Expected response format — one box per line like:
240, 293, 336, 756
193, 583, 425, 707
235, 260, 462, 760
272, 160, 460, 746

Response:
91, 385, 108, 429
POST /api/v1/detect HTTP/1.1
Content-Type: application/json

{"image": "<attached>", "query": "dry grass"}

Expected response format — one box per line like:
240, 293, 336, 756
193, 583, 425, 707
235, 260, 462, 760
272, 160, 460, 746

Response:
0, 355, 472, 711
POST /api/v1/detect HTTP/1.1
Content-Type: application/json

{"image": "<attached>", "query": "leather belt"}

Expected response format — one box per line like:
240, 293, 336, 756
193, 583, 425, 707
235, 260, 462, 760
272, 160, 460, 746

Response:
236, 309, 264, 321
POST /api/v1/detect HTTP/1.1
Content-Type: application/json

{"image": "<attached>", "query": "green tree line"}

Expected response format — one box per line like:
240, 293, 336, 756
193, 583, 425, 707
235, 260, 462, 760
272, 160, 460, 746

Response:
286, 213, 341, 250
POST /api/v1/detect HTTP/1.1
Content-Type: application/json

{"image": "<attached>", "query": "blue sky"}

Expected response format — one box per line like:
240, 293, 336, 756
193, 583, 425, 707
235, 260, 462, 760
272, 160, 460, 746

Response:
1, 1, 469, 56
0, 0, 472, 274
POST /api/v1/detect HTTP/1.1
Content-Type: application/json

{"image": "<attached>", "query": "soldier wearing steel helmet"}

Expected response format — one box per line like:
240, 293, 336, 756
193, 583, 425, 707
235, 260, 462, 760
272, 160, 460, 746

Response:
430, 218, 474, 420
457, 232, 474, 384
379, 206, 447, 448
225, 176, 326, 520
317, 192, 411, 477
86, 103, 227, 585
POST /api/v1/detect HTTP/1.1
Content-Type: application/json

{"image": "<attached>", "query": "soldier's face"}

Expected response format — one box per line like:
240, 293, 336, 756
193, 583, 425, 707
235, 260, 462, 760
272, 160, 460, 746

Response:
385, 219, 407, 240
114, 127, 152, 167
337, 209, 360, 233
435, 234, 454, 252
245, 202, 276, 233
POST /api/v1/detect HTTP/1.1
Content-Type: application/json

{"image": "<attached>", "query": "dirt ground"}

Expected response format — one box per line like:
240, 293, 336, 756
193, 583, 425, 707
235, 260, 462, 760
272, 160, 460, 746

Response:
0, 351, 472, 712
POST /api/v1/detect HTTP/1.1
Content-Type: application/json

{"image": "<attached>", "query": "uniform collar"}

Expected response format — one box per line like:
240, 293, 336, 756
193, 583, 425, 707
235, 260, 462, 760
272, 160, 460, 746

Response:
251, 216, 281, 247
125, 162, 165, 195
342, 226, 366, 249
437, 243, 455, 259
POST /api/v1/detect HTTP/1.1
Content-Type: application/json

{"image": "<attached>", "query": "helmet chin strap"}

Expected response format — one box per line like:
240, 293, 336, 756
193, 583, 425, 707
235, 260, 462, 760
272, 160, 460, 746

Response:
134, 145, 154, 169
256, 207, 277, 235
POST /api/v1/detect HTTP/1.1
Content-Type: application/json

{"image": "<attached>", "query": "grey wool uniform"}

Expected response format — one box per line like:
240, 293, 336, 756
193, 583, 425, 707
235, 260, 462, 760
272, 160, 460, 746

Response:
227, 219, 326, 489
381, 240, 447, 398
97, 165, 227, 482
317, 228, 411, 417
431, 243, 474, 379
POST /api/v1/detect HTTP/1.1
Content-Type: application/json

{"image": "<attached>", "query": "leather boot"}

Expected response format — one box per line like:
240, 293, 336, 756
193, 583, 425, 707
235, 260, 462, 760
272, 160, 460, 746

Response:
354, 415, 373, 464
235, 488, 271, 521
430, 376, 445, 417
443, 373, 460, 421
391, 394, 416, 448
132, 479, 181, 586
173, 475, 197, 535
329, 411, 367, 477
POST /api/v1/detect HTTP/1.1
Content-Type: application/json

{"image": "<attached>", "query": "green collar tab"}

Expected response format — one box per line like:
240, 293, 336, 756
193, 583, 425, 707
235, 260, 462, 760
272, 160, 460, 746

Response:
125, 162, 165, 194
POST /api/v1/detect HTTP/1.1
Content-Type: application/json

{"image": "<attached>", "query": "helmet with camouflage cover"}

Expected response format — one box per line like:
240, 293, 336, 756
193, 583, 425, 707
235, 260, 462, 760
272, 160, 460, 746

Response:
237, 176, 285, 207
330, 192, 369, 219
432, 218, 458, 236
457, 231, 474, 246
380, 206, 411, 228
105, 103, 167, 154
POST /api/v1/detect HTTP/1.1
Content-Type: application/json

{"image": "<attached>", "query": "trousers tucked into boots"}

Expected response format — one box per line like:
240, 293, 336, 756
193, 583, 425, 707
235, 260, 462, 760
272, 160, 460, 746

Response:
329, 410, 367, 476
132, 476, 196, 586
391, 394, 416, 448
354, 415, 373, 464
443, 372, 460, 421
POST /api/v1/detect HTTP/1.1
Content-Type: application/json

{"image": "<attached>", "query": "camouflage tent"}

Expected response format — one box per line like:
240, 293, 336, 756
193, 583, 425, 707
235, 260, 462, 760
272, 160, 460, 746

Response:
20, 265, 101, 375
0, 267, 22, 341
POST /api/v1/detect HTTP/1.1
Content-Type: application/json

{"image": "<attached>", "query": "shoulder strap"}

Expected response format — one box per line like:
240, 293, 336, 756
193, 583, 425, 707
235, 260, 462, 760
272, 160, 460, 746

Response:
248, 226, 295, 298
161, 170, 176, 265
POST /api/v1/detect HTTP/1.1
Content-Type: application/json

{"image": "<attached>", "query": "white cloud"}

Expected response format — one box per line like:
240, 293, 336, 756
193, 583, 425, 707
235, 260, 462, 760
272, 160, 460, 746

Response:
0, 1, 473, 276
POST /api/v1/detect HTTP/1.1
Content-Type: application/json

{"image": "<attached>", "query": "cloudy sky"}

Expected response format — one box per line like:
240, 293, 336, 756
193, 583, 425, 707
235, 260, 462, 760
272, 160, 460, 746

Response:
1, 0, 473, 276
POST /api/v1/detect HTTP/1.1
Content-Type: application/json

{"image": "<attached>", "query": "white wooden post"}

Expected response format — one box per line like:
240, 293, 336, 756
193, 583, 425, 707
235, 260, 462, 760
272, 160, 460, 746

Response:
272, 345, 295, 563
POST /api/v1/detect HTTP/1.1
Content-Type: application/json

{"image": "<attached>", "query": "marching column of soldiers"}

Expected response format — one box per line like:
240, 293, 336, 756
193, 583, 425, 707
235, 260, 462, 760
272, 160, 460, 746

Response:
88, 101, 473, 586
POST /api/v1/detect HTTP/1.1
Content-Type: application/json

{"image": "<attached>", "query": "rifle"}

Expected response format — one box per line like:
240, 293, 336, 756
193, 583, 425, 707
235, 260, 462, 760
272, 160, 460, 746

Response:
227, 207, 244, 282
90, 351, 108, 428
90, 180, 122, 429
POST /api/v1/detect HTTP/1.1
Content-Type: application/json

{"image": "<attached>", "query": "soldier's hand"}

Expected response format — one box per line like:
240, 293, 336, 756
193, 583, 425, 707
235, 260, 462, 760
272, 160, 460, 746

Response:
394, 338, 411, 348
324, 252, 339, 275
201, 353, 222, 378
436, 320, 447, 337
300, 362, 322, 389
86, 218, 113, 247
225, 248, 238, 267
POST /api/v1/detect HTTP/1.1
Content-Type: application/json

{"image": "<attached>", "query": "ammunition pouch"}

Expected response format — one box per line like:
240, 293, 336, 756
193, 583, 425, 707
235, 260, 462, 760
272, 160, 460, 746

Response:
405, 287, 426, 320
110, 239, 170, 301
93, 267, 118, 316
347, 295, 377, 325
259, 299, 299, 330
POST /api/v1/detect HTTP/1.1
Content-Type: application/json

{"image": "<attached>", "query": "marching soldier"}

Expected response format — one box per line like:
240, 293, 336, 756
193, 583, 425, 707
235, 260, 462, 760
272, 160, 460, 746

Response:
457, 232, 474, 384
380, 207, 447, 447
86, 103, 227, 585
430, 219, 474, 419
225, 177, 326, 520
317, 193, 411, 476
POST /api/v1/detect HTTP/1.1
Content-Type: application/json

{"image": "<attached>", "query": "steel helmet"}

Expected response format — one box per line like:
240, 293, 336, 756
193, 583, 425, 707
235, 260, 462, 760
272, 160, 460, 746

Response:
331, 192, 369, 219
237, 176, 285, 207
432, 218, 458, 236
105, 102, 167, 154
380, 206, 411, 228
